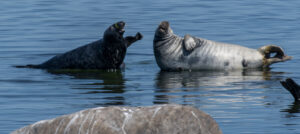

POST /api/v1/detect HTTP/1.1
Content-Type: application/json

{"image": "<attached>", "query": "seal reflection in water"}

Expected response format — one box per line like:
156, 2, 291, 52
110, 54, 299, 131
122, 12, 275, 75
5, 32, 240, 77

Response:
20, 21, 142, 70
153, 21, 292, 71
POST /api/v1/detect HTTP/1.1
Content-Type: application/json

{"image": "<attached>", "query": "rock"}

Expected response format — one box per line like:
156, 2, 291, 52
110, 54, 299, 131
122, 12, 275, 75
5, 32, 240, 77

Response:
12, 104, 222, 134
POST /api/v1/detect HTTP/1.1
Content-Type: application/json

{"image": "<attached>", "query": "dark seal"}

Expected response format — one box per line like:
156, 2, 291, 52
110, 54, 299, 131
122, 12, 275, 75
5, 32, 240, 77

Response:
281, 78, 300, 102
17, 21, 142, 70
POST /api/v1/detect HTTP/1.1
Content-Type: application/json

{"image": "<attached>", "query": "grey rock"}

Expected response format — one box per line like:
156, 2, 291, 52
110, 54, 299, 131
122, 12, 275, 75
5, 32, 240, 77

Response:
12, 104, 222, 134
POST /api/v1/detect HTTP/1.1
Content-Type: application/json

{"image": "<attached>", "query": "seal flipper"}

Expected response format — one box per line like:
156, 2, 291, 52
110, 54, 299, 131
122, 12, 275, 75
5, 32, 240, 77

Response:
258, 45, 292, 67
125, 32, 143, 48
281, 78, 300, 101
183, 34, 197, 51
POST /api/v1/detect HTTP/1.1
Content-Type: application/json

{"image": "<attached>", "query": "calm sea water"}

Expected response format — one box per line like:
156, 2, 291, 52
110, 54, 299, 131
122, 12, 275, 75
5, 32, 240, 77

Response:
1, 0, 300, 133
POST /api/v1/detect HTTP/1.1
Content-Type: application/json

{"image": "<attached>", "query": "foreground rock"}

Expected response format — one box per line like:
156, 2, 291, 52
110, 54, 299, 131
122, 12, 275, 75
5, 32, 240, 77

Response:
12, 104, 222, 134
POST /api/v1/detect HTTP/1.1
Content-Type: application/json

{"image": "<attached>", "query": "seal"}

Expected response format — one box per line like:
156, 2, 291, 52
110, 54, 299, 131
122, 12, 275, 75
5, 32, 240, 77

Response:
281, 78, 300, 102
18, 21, 142, 70
153, 21, 292, 71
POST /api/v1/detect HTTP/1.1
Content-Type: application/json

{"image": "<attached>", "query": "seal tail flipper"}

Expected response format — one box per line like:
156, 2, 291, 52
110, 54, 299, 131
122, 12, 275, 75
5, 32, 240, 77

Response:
258, 45, 292, 67
14, 64, 41, 68
280, 78, 300, 101
183, 34, 197, 51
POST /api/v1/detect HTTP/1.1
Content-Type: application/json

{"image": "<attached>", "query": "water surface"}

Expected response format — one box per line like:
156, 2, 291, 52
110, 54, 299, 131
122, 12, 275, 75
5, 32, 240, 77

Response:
1, 0, 300, 133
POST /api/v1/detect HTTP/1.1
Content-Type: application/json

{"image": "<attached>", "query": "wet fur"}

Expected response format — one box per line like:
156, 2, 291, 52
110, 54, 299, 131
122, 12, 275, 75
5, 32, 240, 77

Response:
18, 21, 142, 70
153, 21, 289, 71
281, 78, 300, 101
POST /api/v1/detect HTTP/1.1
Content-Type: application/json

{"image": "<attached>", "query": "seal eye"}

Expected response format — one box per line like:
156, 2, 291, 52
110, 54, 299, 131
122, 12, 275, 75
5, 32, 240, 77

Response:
114, 23, 120, 29
114, 21, 125, 30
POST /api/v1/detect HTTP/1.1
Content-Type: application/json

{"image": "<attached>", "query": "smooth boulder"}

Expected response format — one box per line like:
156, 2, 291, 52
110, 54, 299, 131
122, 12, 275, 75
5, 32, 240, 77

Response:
12, 104, 222, 134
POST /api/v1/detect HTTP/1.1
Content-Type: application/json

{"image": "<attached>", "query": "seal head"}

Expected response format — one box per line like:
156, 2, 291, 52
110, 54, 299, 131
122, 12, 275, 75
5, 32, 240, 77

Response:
154, 21, 174, 42
104, 21, 126, 43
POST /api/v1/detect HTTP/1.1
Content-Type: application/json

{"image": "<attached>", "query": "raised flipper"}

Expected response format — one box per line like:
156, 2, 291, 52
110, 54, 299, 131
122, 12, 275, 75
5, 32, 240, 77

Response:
280, 78, 300, 102
125, 32, 143, 48
258, 45, 292, 67
183, 34, 197, 51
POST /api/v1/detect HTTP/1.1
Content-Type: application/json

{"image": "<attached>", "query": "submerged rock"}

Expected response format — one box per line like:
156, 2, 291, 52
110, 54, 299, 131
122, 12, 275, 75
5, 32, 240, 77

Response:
12, 104, 222, 134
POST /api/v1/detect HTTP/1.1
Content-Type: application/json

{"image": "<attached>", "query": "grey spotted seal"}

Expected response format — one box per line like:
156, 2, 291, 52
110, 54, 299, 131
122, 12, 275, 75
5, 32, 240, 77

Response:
18, 21, 142, 70
153, 21, 292, 71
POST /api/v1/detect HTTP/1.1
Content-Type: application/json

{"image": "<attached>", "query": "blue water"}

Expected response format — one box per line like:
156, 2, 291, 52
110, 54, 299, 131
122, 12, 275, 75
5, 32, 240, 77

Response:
1, 0, 300, 133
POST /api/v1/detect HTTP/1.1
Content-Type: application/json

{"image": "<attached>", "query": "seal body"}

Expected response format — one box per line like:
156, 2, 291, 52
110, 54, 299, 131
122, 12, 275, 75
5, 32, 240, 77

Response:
154, 21, 291, 71
37, 40, 125, 69
22, 21, 142, 70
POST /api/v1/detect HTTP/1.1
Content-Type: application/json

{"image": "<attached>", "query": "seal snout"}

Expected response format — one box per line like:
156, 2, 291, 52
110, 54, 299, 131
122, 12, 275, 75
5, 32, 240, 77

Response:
159, 21, 170, 31
115, 21, 125, 29
114, 21, 126, 35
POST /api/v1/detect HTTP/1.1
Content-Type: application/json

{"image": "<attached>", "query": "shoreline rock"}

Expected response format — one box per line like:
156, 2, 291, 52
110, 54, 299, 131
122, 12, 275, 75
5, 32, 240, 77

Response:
12, 104, 222, 134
